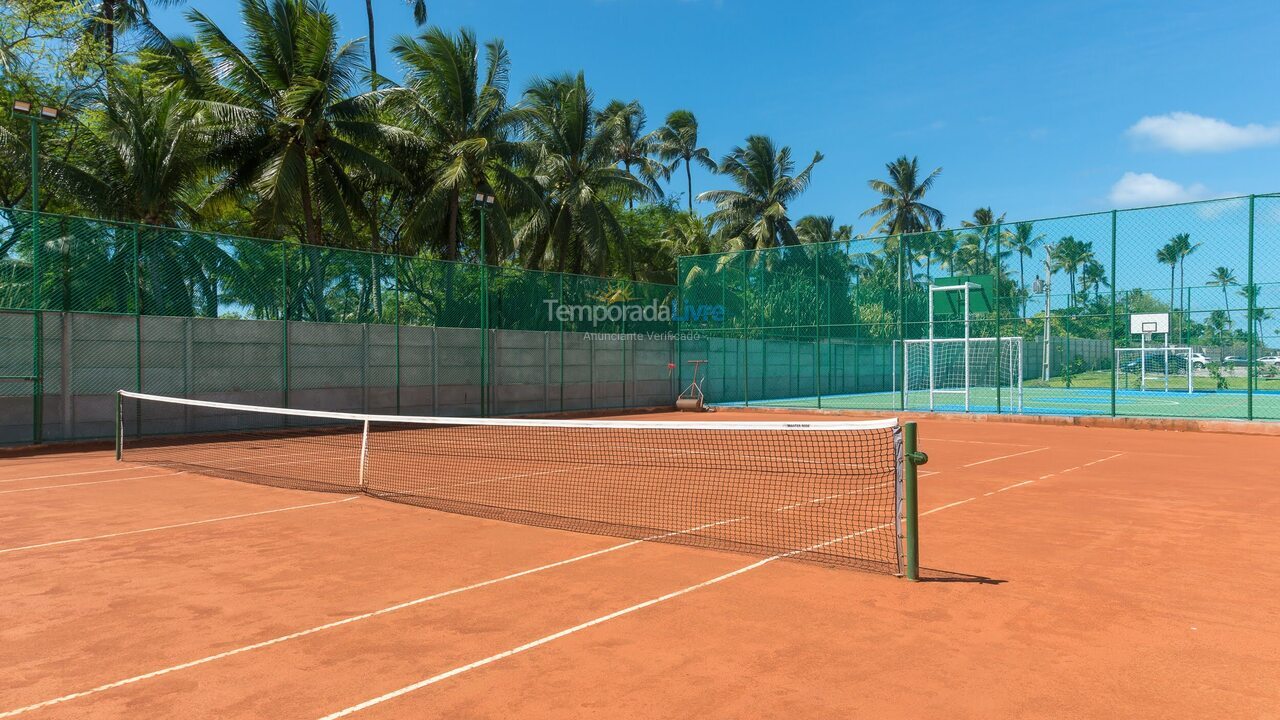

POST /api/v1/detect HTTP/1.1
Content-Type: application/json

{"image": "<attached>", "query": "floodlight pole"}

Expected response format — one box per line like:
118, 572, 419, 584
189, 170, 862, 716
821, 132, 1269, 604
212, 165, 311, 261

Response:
12, 101, 60, 444
474, 193, 496, 417
1041, 246, 1054, 383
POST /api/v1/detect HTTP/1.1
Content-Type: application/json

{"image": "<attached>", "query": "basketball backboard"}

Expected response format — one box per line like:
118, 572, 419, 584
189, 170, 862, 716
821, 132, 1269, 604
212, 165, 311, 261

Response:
1129, 312, 1169, 335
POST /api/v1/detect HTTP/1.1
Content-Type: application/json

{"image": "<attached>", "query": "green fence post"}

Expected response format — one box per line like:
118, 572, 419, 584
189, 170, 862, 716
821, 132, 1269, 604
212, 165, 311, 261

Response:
133, 224, 142, 437
995, 223, 1003, 413
281, 243, 289, 409
1110, 210, 1118, 417
1247, 195, 1256, 420
558, 273, 565, 412
394, 255, 402, 415
897, 235, 906, 411
814, 249, 822, 409
903, 421, 926, 581
30, 208, 42, 444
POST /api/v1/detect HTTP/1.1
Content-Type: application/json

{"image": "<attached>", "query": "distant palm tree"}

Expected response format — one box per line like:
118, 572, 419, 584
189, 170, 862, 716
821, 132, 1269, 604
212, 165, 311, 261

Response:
929, 229, 959, 281
1050, 236, 1094, 306
514, 72, 654, 274
1169, 232, 1199, 342
697, 135, 822, 250
795, 215, 837, 245
860, 156, 943, 304
388, 27, 524, 261
1008, 222, 1043, 315
860, 156, 944, 236
652, 110, 716, 213
1207, 266, 1237, 330
961, 207, 1008, 275
597, 100, 666, 208
1156, 242, 1179, 314
1080, 259, 1109, 303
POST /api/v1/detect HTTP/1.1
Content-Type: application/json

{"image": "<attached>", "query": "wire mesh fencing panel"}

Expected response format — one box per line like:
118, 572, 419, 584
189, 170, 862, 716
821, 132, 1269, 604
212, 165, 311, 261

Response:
676, 194, 1280, 421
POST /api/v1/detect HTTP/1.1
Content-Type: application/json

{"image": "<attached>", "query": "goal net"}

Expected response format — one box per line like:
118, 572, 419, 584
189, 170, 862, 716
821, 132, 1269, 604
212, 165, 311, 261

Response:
903, 338, 1023, 412
1115, 346, 1193, 393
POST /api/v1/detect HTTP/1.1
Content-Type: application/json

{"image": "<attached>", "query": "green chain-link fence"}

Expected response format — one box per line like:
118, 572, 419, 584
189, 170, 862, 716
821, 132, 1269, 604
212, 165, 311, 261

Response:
676, 193, 1280, 421
0, 208, 679, 444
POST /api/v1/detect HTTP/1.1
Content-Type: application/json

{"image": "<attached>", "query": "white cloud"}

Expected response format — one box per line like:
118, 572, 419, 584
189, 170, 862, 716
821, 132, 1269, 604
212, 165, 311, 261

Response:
1127, 112, 1280, 153
1108, 172, 1210, 207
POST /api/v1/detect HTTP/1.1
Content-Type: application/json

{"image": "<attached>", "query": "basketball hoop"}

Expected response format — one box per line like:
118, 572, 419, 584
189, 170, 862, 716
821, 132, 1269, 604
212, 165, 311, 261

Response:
1141, 331, 1153, 344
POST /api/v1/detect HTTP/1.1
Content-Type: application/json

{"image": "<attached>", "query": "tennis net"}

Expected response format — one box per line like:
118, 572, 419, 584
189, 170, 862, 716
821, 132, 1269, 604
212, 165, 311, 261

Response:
117, 391, 916, 574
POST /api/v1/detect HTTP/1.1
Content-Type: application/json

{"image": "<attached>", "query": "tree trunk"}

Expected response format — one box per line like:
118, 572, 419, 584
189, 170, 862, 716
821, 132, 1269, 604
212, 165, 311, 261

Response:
445, 188, 459, 260
685, 159, 693, 213
365, 0, 377, 85
103, 0, 116, 56
299, 166, 321, 245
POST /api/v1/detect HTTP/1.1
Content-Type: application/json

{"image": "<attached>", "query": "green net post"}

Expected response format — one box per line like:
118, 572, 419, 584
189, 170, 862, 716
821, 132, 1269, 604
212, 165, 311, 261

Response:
1247, 195, 1256, 420
903, 421, 926, 581
1110, 210, 1117, 416
114, 390, 122, 461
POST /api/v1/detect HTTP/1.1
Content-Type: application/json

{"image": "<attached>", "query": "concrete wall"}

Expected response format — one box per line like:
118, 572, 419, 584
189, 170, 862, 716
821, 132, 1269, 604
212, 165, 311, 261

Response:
0, 311, 681, 444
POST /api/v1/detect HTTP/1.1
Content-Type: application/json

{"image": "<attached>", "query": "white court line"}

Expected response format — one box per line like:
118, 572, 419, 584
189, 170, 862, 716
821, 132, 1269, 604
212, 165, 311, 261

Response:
961, 446, 1048, 467
928, 437, 1036, 447
0, 497, 358, 555
315, 497, 977, 720
0, 519, 742, 719
0, 473, 187, 495
0, 466, 174, 484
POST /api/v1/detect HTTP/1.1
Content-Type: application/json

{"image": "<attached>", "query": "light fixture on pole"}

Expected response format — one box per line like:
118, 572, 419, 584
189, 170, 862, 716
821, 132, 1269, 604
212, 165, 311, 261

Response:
11, 100, 62, 444
472, 193, 496, 416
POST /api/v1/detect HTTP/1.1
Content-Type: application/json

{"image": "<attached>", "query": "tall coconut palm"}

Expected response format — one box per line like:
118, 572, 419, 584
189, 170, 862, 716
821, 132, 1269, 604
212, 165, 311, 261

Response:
597, 100, 665, 208
697, 135, 822, 250
1207, 266, 1237, 330
181, 0, 404, 246
929, 229, 959, 281
1169, 232, 1199, 341
1050, 236, 1094, 306
1009, 221, 1043, 316
513, 72, 654, 275
860, 156, 944, 236
1156, 242, 1179, 314
85, 0, 185, 57
47, 73, 207, 226
1080, 259, 1109, 303
860, 156, 943, 297
387, 27, 523, 261
652, 110, 715, 213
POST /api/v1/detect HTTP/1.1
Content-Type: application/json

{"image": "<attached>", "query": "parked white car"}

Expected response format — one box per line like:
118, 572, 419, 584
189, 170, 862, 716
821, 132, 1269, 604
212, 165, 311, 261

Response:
1189, 352, 1210, 369
1260, 356, 1280, 367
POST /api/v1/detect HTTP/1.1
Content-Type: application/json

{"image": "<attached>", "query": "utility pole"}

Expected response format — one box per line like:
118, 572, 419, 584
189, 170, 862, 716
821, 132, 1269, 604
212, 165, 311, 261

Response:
1032, 243, 1055, 382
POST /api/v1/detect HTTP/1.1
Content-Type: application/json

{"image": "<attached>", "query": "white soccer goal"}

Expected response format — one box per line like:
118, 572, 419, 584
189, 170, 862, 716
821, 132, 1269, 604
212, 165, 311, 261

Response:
1115, 346, 1193, 393
904, 337, 1023, 411
901, 281, 1023, 412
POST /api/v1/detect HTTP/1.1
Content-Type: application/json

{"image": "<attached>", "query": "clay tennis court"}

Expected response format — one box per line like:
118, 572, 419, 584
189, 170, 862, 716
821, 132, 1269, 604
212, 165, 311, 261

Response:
2, 410, 1278, 719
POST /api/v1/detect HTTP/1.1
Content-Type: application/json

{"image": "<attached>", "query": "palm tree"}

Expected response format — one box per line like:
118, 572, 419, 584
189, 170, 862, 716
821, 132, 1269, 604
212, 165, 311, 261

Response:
961, 207, 1008, 274
364, 0, 429, 88
929, 229, 959, 281
1079, 259, 1109, 303
1207, 266, 1237, 330
86, 0, 185, 57
1156, 242, 1179, 314
1169, 232, 1199, 341
47, 73, 207, 226
513, 72, 654, 275
387, 27, 522, 261
860, 156, 944, 236
1050, 236, 1094, 306
860, 156, 943, 299
652, 110, 715, 213
180, 0, 404, 246
597, 100, 665, 208
1009, 222, 1043, 316
697, 135, 822, 250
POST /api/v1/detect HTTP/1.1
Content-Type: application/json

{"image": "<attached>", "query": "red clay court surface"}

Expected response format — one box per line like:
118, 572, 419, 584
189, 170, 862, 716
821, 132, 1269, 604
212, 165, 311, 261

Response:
2, 411, 1278, 719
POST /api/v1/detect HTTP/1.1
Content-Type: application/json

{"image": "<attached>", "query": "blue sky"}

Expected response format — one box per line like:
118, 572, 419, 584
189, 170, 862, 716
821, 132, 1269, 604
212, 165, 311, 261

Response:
148, 0, 1280, 238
